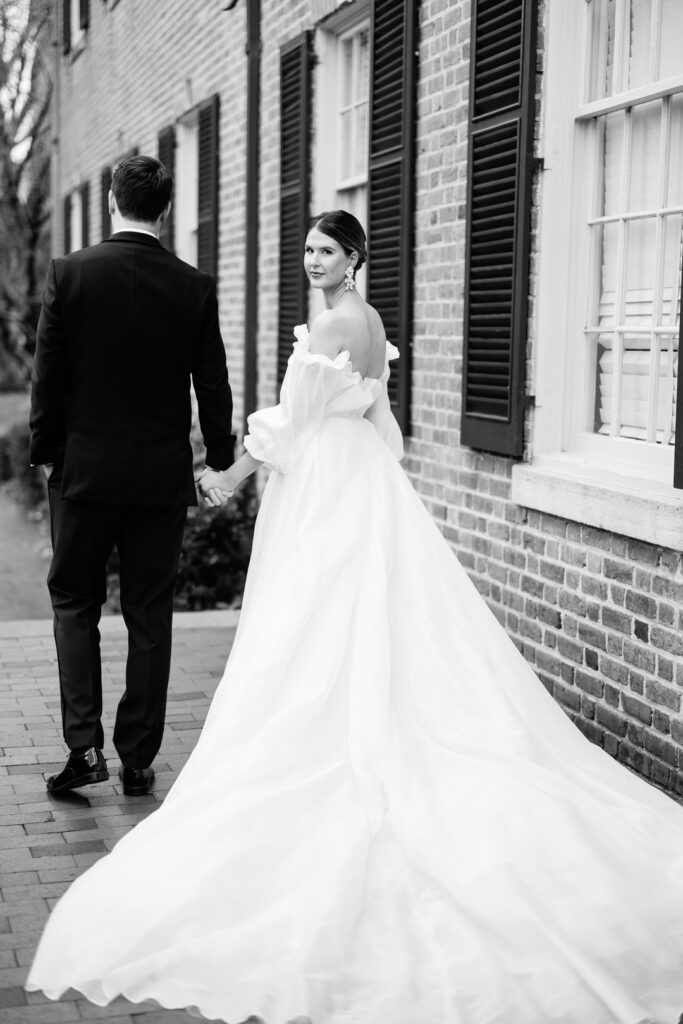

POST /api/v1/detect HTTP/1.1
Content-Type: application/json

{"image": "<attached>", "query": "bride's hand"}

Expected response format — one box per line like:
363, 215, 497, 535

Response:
196, 468, 235, 507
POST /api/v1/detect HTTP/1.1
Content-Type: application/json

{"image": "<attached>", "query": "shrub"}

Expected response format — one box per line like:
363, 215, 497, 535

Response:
0, 417, 47, 510
174, 479, 258, 610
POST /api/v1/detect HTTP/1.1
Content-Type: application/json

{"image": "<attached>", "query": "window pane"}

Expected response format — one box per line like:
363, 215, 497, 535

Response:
337, 23, 370, 188
660, 0, 683, 80
589, 0, 682, 97
624, 217, 657, 324
596, 334, 678, 441
595, 336, 615, 434
588, 0, 616, 101
629, 102, 660, 211
341, 110, 352, 179
597, 221, 620, 326
342, 38, 353, 107
355, 101, 368, 177
356, 28, 369, 104
626, 0, 651, 90
667, 94, 683, 208
661, 212, 683, 324
602, 110, 624, 217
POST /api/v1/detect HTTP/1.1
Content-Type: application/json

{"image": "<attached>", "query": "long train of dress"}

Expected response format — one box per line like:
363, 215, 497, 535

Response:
27, 329, 683, 1023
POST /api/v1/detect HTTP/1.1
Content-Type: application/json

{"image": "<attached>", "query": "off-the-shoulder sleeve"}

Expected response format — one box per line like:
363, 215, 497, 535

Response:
244, 328, 351, 474
364, 341, 404, 461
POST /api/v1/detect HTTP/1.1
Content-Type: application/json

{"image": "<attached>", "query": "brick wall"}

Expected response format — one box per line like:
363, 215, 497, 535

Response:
408, 0, 683, 796
54, 0, 683, 796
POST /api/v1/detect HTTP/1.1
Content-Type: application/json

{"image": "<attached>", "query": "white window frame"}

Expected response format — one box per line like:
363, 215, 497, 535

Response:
312, 2, 371, 295
174, 110, 199, 268
67, 186, 82, 254
511, 0, 683, 549
70, 2, 86, 53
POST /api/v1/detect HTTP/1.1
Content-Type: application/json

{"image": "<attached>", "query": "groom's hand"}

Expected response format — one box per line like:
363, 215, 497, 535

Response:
196, 467, 233, 507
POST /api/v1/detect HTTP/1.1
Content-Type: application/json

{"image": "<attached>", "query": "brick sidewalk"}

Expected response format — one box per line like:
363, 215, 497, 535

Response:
0, 610, 239, 1023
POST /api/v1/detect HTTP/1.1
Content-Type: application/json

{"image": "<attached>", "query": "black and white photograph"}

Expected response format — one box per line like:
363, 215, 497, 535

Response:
0, 0, 683, 1021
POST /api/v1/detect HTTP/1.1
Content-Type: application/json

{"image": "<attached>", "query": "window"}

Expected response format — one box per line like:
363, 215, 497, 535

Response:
511, 0, 683, 547
63, 0, 89, 57
307, 0, 417, 429
165, 97, 219, 277
337, 22, 370, 228
175, 111, 199, 267
63, 182, 90, 254
313, 8, 370, 293
583, 0, 683, 451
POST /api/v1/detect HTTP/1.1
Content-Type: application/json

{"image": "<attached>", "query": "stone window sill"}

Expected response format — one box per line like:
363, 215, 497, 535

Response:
511, 455, 683, 550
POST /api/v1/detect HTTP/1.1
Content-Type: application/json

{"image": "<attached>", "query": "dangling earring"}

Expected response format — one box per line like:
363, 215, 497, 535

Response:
344, 264, 355, 291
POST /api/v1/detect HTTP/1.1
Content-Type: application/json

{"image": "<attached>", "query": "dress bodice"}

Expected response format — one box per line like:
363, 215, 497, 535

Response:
290, 324, 394, 417
243, 323, 403, 474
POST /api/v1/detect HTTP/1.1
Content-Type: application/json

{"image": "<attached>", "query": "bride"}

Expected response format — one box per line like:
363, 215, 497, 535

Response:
27, 210, 683, 1024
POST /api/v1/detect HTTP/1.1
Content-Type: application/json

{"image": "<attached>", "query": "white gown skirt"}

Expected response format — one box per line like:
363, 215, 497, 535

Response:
27, 415, 683, 1024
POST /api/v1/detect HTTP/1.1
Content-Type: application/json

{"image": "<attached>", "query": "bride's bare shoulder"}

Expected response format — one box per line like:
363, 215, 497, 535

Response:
308, 308, 363, 358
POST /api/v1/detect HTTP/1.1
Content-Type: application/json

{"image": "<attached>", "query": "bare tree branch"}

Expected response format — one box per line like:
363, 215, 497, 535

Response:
0, 0, 52, 385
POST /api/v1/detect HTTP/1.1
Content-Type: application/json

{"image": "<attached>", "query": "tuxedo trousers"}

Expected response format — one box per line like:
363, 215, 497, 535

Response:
47, 472, 187, 768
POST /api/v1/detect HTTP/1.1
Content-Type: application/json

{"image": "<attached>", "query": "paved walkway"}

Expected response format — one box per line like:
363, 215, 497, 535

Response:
0, 610, 239, 1023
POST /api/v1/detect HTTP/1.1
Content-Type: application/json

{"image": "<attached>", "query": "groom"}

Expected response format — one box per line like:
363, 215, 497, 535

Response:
30, 155, 234, 796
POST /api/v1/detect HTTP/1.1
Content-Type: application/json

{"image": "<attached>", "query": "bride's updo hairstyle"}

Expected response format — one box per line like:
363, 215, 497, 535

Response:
308, 210, 367, 278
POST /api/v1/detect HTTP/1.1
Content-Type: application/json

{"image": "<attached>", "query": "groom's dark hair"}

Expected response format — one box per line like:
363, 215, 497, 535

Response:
111, 155, 173, 222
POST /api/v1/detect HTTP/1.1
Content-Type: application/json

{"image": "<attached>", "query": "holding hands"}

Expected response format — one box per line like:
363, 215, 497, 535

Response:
195, 451, 262, 507
196, 467, 235, 507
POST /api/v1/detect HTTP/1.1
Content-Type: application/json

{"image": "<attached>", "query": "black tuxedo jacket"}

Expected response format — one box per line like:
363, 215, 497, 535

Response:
30, 231, 235, 506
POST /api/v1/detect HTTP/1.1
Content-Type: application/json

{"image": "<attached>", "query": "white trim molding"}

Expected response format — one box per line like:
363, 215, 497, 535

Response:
511, 456, 683, 549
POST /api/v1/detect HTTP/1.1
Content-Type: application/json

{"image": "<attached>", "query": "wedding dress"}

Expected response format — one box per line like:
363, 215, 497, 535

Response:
27, 325, 683, 1024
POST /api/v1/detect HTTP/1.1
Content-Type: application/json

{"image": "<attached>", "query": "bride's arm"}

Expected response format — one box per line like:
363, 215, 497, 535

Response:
199, 451, 262, 507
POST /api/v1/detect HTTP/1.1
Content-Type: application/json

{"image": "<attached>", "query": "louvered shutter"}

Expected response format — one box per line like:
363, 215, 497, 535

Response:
367, 0, 417, 433
673, 257, 683, 488
100, 166, 111, 240
63, 0, 71, 54
79, 0, 89, 31
277, 33, 311, 385
461, 0, 538, 457
158, 126, 176, 253
63, 194, 72, 254
197, 96, 219, 279
80, 181, 90, 248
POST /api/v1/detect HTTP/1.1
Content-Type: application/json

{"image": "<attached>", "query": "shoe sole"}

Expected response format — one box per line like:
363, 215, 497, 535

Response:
47, 770, 109, 794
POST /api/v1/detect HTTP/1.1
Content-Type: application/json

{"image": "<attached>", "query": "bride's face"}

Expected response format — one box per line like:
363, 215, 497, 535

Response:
304, 228, 354, 290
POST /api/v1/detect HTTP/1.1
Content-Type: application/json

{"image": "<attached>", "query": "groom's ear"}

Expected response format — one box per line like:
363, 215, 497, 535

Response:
159, 201, 172, 227
108, 190, 116, 216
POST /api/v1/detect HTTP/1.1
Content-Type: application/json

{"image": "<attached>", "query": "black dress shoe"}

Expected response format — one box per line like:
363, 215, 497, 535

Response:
118, 765, 155, 796
47, 747, 109, 793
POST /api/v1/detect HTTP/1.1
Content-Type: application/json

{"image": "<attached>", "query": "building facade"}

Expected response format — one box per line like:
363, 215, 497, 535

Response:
52, 0, 683, 795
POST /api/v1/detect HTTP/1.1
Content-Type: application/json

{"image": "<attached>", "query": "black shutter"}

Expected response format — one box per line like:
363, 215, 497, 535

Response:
100, 166, 111, 240
158, 125, 176, 254
63, 194, 72, 254
366, 0, 417, 433
277, 33, 311, 385
63, 0, 71, 54
197, 96, 219, 278
461, 0, 538, 457
80, 181, 90, 248
79, 0, 89, 31
673, 257, 683, 487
